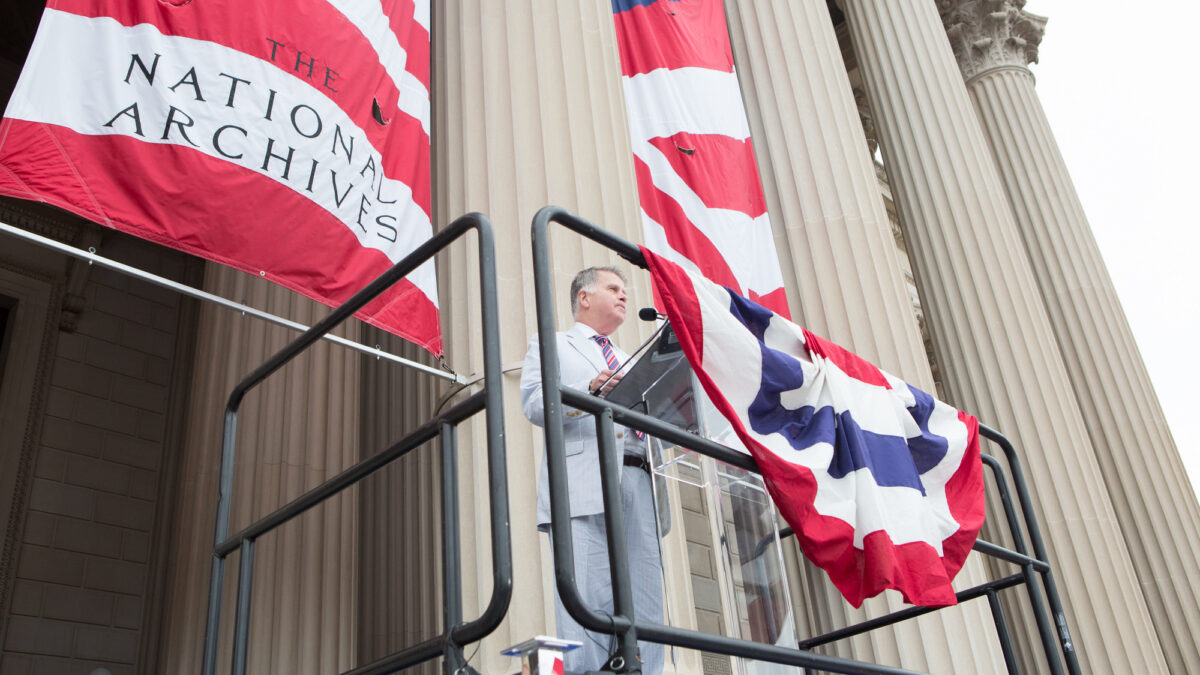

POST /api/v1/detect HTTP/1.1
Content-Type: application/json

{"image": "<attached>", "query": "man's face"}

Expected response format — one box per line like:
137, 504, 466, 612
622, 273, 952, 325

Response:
577, 270, 627, 335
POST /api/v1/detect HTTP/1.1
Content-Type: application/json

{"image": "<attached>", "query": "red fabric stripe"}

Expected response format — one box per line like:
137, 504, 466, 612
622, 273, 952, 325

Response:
613, 0, 733, 77
647, 133, 766, 217
381, 0, 430, 91
635, 157, 788, 317
749, 286, 789, 319
641, 246, 708, 374
615, 0, 790, 319
47, 0, 430, 214
753, 448, 965, 607
801, 329, 891, 388
942, 411, 985, 577
633, 155, 740, 290
0, 119, 441, 354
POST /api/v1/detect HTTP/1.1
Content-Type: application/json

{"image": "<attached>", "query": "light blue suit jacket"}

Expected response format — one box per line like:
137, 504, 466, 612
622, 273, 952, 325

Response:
521, 322, 644, 526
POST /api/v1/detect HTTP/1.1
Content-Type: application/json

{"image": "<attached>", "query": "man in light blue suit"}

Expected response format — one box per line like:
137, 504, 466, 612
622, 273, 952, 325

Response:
521, 266, 664, 675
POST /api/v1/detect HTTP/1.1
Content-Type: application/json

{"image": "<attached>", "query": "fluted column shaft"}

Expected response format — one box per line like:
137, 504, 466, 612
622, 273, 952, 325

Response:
724, 1, 928, 376
942, 3, 1200, 668
434, 2, 663, 672
357, 331, 441, 667
158, 265, 359, 674
842, 1, 1167, 672
723, 2, 1003, 672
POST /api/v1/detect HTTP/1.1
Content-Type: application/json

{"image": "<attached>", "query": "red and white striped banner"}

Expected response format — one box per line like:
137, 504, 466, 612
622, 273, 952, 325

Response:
611, 0, 790, 317
0, 0, 441, 354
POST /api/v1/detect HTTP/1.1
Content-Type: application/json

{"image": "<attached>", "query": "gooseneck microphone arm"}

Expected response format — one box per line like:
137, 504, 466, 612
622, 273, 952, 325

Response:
589, 308, 668, 396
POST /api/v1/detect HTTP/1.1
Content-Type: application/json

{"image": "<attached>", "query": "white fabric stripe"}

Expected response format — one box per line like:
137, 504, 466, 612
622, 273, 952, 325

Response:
746, 390, 959, 551
690, 272, 962, 550
622, 68, 751, 142
797, 355, 917, 437
922, 399, 972, 484
641, 211, 709, 273
881, 372, 972, 485
882, 372, 918, 408
411, 0, 430, 33
327, 0, 430, 134
6, 10, 436, 302
762, 313, 811, 364
757, 376, 964, 550
758, 413, 960, 551
635, 141, 784, 293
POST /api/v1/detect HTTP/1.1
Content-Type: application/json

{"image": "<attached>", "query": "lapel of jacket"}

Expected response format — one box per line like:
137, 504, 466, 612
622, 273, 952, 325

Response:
563, 325, 608, 373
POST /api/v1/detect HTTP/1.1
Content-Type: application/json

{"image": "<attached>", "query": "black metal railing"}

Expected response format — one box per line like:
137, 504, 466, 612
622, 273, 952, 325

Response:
201, 213, 511, 675
531, 205, 1081, 675
198, 203, 1083, 675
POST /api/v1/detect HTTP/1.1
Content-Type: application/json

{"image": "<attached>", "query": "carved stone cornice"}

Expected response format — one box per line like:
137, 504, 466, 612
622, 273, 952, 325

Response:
0, 196, 88, 245
852, 86, 879, 156
939, 0, 1047, 82
0, 197, 104, 331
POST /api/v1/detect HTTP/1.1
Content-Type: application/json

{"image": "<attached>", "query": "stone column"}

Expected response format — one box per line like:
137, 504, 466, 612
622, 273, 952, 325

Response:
433, 2, 666, 672
941, 2, 1200, 671
841, 1, 1167, 672
723, 2, 1003, 672
156, 266, 359, 674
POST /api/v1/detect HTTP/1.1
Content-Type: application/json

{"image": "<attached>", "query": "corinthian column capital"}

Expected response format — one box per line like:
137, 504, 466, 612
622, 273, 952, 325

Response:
939, 0, 1046, 81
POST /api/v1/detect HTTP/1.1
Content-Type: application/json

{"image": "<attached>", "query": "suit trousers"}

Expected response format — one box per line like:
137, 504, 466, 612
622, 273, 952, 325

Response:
551, 464, 664, 674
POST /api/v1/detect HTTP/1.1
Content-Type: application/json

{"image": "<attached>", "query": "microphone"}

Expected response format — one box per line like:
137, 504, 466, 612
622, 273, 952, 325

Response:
591, 311, 670, 396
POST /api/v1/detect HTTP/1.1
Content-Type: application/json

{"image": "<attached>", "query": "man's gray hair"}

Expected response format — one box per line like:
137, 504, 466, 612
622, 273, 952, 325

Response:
570, 265, 627, 317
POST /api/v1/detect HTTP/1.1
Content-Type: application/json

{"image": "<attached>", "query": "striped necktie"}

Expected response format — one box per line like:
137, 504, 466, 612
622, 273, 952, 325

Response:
592, 334, 620, 370
593, 335, 644, 440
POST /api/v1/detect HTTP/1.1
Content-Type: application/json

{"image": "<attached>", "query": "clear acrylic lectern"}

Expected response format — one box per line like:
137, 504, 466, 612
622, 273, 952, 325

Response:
608, 323, 801, 675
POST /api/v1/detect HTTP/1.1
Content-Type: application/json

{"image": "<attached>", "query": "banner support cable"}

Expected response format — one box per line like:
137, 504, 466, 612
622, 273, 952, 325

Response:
0, 221, 461, 384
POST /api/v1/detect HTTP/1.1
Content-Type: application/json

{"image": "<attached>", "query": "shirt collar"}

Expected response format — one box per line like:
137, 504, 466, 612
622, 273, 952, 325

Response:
568, 321, 607, 340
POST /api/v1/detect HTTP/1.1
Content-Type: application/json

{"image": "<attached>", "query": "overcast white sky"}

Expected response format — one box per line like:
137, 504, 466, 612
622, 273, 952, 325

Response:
1023, 1, 1200, 493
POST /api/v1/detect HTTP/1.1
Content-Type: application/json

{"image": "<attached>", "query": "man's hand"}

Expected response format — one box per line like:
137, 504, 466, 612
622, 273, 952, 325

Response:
591, 368, 623, 395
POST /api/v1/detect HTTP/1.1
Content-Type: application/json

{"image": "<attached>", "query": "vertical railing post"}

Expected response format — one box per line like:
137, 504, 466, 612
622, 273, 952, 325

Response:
980, 454, 1029, 555
530, 208, 600, 639
596, 408, 640, 672
981, 427, 1081, 675
441, 422, 465, 672
986, 589, 1021, 675
230, 538, 256, 675
202, 403, 246, 675
472, 211, 514, 644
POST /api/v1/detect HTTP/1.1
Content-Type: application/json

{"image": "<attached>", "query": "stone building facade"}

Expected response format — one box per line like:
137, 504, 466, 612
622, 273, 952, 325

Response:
1, 1, 1197, 674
